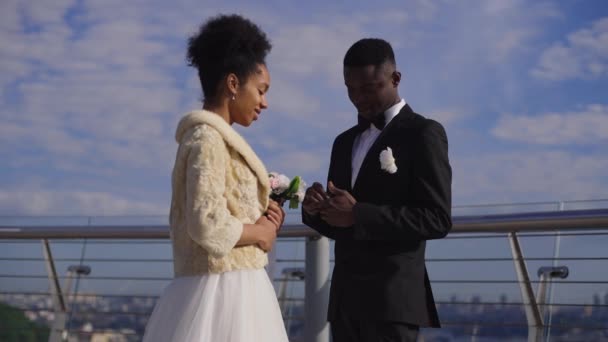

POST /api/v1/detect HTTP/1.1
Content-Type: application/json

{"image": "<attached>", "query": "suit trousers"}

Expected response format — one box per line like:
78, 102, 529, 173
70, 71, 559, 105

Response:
330, 312, 419, 342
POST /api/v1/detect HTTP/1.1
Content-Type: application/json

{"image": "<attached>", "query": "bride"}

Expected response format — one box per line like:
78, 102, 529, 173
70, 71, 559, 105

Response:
142, 14, 289, 342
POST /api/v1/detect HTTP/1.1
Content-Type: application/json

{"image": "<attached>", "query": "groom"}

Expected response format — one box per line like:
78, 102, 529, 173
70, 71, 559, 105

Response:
302, 38, 452, 341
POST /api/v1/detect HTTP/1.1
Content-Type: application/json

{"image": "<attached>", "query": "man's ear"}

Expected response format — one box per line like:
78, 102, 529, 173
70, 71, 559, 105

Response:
392, 71, 401, 87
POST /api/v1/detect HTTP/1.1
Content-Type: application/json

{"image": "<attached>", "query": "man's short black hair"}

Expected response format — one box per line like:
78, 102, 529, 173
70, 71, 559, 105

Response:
343, 38, 395, 67
186, 14, 271, 100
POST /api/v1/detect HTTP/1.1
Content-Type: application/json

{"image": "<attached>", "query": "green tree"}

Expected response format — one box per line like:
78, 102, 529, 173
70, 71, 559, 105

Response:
0, 302, 50, 342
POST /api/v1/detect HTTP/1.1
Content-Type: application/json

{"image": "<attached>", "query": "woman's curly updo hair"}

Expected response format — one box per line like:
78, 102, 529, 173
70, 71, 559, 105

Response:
187, 14, 272, 100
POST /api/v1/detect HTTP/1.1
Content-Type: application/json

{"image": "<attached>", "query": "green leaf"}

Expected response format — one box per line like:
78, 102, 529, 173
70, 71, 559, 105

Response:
285, 176, 301, 197
289, 197, 298, 209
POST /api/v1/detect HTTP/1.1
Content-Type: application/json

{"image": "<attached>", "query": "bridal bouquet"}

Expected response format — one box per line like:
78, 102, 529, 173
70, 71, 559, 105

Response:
269, 172, 306, 209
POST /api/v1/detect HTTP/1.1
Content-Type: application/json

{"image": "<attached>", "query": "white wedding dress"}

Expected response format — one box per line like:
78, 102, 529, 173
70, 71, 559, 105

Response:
142, 268, 289, 342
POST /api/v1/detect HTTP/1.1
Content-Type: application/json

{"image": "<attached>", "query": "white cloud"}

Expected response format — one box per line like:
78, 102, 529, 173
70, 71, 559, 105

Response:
453, 150, 608, 204
270, 23, 362, 86
263, 150, 329, 189
0, 59, 30, 88
410, 0, 439, 21
492, 104, 608, 145
0, 190, 165, 216
482, 0, 561, 18
258, 3, 536, 142
20, 0, 76, 27
0, 0, 20, 31
264, 78, 321, 120
2, 0, 605, 218
427, 108, 471, 126
532, 44, 581, 80
490, 28, 537, 64
267, 8, 429, 86
482, 0, 521, 14
427, 0, 558, 68
0, 2, 183, 171
532, 17, 608, 80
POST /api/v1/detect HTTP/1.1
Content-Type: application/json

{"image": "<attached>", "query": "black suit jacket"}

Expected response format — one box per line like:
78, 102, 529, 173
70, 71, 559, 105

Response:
302, 104, 452, 327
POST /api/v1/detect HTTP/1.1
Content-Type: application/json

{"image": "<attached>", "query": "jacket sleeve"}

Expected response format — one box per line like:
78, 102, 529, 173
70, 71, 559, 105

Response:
352, 120, 452, 241
302, 136, 354, 241
185, 126, 243, 258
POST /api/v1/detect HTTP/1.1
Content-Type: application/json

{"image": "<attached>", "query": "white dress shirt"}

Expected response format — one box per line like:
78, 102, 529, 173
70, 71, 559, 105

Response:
351, 99, 406, 188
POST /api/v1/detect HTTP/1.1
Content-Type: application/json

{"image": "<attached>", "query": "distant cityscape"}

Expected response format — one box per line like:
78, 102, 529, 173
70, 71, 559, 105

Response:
1, 291, 607, 341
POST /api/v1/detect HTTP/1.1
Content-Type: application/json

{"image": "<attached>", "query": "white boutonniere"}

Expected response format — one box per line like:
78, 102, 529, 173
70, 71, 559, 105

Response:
379, 147, 398, 174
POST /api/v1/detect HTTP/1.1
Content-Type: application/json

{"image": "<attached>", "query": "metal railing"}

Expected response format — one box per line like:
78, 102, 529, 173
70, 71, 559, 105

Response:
1, 207, 608, 342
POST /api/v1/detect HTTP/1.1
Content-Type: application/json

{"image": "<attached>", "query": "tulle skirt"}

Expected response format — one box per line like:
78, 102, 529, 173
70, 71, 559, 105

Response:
142, 268, 289, 342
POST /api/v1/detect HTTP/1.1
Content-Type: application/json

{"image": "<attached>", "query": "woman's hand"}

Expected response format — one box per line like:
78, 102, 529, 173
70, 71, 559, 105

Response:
255, 215, 278, 252
240, 201, 285, 252
266, 200, 285, 233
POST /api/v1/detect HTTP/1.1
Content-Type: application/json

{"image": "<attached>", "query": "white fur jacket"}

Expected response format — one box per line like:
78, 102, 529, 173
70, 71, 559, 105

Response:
169, 109, 271, 276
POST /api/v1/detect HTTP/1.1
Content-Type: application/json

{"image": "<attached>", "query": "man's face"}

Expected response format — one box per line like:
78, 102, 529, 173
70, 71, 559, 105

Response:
344, 62, 400, 119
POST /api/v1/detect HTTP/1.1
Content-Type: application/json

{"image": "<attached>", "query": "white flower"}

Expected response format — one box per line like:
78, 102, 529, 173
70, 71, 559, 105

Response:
379, 147, 398, 174
269, 172, 291, 194
277, 174, 290, 189
295, 179, 307, 202
295, 190, 305, 203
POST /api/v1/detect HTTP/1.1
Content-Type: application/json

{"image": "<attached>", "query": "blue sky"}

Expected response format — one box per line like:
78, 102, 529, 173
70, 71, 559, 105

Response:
1, 0, 608, 216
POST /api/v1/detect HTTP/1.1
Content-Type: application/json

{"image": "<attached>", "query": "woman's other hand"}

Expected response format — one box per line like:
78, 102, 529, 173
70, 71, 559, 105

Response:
255, 215, 278, 252
266, 200, 285, 233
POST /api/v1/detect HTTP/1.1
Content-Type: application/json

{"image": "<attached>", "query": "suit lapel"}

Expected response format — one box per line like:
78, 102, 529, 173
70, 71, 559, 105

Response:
332, 128, 358, 193
352, 104, 415, 194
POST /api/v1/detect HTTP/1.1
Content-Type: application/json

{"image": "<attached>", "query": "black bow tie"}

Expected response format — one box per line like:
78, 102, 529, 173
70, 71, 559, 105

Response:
357, 113, 386, 131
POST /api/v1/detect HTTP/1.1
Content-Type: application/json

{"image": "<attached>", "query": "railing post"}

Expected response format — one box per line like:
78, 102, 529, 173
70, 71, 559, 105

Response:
509, 232, 543, 342
42, 239, 67, 342
545, 201, 565, 341
536, 273, 549, 318
537, 266, 569, 320
267, 246, 277, 281
305, 236, 330, 342
277, 267, 305, 333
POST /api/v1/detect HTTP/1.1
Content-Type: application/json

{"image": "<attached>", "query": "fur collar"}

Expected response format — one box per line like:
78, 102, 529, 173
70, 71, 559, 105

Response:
176, 110, 270, 206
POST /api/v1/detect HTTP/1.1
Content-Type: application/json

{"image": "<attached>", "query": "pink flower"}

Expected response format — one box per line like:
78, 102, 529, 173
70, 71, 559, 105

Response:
269, 172, 290, 195
269, 177, 280, 189
268, 172, 306, 209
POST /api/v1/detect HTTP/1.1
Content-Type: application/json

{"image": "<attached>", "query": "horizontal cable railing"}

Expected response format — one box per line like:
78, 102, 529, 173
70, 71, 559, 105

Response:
1, 206, 608, 342
2, 208, 608, 238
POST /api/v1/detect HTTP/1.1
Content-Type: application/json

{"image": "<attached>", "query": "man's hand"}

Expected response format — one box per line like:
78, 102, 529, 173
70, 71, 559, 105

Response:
320, 181, 357, 227
302, 182, 330, 215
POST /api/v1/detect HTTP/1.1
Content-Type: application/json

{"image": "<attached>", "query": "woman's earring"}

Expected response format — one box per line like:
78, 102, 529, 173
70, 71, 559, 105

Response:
231, 94, 236, 101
